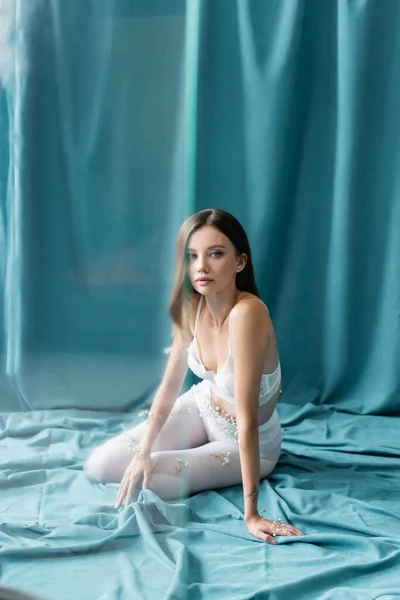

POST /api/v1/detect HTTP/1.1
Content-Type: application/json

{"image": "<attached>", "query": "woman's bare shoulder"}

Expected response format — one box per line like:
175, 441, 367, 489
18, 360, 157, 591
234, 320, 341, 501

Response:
233, 293, 269, 315
230, 294, 272, 332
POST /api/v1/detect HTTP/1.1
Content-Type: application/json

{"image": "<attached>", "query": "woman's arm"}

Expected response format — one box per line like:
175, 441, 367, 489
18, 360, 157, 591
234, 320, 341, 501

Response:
229, 300, 272, 521
114, 327, 190, 508
140, 326, 190, 452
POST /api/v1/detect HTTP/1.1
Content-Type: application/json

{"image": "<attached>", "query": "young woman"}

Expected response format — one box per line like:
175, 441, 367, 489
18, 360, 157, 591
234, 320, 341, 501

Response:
84, 209, 305, 544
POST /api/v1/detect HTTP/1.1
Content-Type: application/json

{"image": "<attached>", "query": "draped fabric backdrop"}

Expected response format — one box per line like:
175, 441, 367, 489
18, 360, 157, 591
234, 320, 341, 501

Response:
1, 1, 399, 599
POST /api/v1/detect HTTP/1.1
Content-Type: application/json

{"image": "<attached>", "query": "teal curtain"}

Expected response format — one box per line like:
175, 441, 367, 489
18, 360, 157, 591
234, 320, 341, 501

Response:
1, 1, 399, 598
1, 0, 190, 412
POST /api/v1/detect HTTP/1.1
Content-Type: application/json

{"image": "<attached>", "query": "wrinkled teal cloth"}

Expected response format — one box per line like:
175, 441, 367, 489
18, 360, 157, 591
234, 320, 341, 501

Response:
1, 401, 399, 599
1, 0, 400, 598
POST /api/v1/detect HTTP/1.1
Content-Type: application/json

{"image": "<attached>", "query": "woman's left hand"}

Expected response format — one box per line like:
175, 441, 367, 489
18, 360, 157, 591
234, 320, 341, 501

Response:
246, 514, 305, 544
114, 449, 152, 509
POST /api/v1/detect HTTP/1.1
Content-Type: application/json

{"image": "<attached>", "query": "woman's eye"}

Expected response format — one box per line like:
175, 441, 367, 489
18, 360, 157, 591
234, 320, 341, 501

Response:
186, 251, 222, 260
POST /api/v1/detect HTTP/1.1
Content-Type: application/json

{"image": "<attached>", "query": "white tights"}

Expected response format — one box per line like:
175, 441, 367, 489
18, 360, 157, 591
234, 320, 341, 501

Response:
84, 381, 282, 501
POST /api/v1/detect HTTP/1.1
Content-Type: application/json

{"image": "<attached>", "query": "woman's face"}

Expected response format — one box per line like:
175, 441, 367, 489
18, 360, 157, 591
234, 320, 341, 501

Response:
186, 225, 246, 294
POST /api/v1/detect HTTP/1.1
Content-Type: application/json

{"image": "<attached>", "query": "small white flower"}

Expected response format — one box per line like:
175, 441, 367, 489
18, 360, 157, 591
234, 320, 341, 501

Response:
174, 457, 189, 472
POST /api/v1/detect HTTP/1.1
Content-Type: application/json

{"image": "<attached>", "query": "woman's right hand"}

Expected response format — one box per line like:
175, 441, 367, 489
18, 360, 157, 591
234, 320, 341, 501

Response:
114, 448, 153, 509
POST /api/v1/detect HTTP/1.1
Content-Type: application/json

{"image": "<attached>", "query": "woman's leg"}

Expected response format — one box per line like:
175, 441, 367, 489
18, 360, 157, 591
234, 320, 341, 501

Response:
85, 380, 283, 501
144, 383, 282, 500
145, 431, 281, 501
84, 387, 208, 484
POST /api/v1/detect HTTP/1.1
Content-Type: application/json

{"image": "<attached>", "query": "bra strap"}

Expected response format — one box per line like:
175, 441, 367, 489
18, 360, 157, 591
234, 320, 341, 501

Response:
194, 295, 204, 336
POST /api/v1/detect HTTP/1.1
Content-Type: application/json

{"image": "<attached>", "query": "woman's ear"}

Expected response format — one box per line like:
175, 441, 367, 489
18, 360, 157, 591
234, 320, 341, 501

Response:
236, 253, 247, 272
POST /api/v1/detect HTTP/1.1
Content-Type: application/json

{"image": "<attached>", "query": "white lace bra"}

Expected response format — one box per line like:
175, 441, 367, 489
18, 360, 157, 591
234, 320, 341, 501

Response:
187, 295, 282, 405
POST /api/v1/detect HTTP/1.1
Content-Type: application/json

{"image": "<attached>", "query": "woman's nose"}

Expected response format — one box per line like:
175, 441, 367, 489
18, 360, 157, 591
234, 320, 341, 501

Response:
197, 257, 209, 272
